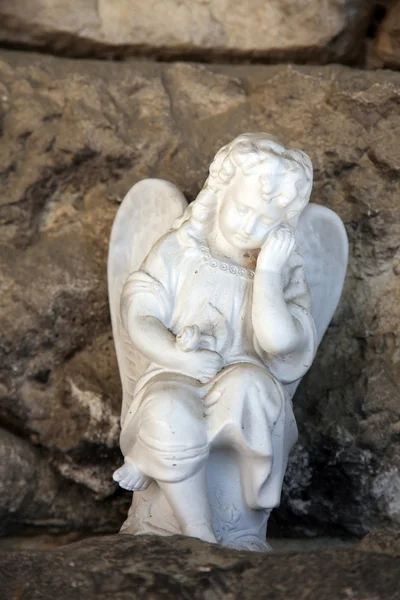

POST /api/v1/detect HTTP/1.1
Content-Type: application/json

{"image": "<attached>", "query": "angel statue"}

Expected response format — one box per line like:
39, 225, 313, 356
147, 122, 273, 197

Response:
108, 133, 348, 551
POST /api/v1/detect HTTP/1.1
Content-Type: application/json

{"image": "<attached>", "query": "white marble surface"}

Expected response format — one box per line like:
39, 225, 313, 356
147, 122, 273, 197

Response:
108, 134, 348, 551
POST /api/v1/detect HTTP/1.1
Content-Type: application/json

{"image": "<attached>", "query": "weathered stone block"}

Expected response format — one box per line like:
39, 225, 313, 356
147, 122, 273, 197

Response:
0, 0, 371, 63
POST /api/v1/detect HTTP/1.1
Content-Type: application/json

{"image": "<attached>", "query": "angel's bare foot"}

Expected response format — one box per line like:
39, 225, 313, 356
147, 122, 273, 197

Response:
113, 460, 151, 491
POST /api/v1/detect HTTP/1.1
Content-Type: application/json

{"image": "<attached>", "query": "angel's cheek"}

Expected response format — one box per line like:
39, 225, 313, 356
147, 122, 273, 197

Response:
219, 208, 240, 240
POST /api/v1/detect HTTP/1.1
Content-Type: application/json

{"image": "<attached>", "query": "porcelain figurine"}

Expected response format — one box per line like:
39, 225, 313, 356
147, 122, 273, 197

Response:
108, 133, 348, 551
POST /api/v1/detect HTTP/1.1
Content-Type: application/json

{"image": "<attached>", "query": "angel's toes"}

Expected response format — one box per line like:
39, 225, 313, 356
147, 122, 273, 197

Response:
113, 462, 151, 491
130, 472, 152, 491
136, 479, 152, 491
113, 464, 132, 487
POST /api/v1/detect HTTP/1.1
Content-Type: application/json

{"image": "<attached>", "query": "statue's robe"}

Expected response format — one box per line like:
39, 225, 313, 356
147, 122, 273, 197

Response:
120, 229, 316, 509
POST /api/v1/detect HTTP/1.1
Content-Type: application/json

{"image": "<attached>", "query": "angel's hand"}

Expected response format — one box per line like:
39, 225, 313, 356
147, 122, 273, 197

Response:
176, 325, 201, 352
176, 325, 217, 352
178, 349, 223, 384
257, 225, 295, 273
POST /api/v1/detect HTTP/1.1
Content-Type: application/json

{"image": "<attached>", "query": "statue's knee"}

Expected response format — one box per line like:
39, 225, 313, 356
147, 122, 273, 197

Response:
139, 417, 207, 450
141, 391, 175, 422
139, 392, 206, 449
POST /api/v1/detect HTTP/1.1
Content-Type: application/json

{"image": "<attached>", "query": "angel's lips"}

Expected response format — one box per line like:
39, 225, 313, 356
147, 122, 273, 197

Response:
235, 232, 249, 242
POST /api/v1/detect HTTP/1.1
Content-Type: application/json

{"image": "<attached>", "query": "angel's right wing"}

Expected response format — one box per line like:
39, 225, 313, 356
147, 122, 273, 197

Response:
285, 203, 348, 399
108, 179, 187, 424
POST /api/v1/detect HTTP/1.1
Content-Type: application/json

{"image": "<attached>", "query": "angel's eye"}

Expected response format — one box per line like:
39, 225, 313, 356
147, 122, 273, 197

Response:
261, 217, 274, 227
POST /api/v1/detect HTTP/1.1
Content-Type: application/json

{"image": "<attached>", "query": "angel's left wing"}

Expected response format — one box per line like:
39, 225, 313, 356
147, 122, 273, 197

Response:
108, 179, 187, 424
285, 202, 348, 399
296, 203, 348, 345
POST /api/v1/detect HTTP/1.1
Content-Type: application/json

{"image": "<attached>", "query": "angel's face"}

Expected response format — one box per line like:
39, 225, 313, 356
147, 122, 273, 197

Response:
219, 171, 294, 250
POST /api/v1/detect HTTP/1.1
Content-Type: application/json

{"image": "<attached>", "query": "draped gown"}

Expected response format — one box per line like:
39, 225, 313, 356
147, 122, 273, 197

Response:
118, 227, 317, 515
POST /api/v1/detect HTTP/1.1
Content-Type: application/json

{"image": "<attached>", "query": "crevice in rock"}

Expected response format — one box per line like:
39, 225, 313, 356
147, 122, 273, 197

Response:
0, 39, 365, 67
366, 3, 389, 39
32, 368, 51, 385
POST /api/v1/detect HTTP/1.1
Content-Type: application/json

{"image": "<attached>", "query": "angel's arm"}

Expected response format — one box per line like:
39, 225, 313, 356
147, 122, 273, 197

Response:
253, 272, 306, 356
121, 269, 223, 382
122, 284, 185, 371
252, 227, 307, 356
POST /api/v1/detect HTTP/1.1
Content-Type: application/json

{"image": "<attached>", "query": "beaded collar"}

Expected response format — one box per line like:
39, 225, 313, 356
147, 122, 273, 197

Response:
199, 242, 255, 280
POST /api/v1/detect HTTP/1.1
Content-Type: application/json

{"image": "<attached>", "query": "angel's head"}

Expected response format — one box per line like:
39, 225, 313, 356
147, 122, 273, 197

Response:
174, 133, 313, 250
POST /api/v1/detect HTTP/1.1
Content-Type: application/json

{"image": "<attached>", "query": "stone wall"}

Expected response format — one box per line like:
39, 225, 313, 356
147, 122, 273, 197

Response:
1, 48, 400, 538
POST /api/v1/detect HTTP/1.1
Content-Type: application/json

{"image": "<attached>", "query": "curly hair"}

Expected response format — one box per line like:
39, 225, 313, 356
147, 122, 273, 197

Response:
173, 133, 313, 240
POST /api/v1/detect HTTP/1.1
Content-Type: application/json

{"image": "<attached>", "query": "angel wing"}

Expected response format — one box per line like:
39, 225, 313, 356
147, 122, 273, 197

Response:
285, 203, 348, 399
108, 179, 188, 424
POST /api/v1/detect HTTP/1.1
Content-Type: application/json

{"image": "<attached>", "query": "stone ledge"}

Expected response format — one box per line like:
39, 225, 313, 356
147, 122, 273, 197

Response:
0, 533, 399, 600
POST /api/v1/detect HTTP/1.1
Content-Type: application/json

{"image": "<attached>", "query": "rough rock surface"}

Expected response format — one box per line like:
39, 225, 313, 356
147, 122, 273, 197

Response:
0, 534, 399, 600
373, 1, 400, 68
0, 427, 126, 535
0, 0, 372, 64
357, 530, 400, 557
1, 51, 400, 538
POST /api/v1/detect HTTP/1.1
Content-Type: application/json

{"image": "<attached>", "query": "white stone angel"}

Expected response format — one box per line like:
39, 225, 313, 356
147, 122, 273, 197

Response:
108, 133, 348, 551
